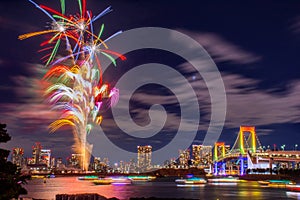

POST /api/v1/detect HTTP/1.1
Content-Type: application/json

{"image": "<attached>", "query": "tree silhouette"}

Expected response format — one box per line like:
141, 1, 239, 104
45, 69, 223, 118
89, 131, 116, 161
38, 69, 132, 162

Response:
0, 123, 30, 199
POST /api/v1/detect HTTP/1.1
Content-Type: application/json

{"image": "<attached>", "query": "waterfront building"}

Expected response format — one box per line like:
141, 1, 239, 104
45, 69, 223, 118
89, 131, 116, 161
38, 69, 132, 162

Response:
137, 145, 152, 172
12, 147, 24, 167
129, 158, 136, 173
93, 157, 109, 172
102, 157, 110, 167
32, 142, 42, 164
119, 160, 124, 173
68, 154, 82, 169
56, 157, 64, 169
179, 149, 190, 168
170, 158, 177, 168
192, 145, 213, 168
40, 149, 51, 168
50, 157, 56, 169
27, 157, 34, 165
93, 157, 101, 171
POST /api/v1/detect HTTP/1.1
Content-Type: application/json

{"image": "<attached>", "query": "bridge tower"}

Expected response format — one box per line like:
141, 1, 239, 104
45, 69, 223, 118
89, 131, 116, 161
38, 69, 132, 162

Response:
214, 142, 225, 161
242, 126, 257, 153
232, 126, 257, 154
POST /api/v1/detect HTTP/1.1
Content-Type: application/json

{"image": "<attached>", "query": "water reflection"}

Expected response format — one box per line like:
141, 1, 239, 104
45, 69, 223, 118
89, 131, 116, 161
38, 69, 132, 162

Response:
20, 177, 296, 200
286, 191, 300, 199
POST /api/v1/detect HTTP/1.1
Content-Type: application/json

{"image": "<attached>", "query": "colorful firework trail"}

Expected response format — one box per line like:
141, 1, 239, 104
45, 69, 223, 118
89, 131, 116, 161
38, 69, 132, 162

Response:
19, 0, 125, 170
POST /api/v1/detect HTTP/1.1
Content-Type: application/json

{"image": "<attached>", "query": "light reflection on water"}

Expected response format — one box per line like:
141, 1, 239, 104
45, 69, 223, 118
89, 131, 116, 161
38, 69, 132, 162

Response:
20, 177, 296, 200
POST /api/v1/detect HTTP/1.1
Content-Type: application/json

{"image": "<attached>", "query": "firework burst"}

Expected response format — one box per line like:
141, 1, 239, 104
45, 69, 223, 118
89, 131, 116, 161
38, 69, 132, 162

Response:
19, 0, 125, 170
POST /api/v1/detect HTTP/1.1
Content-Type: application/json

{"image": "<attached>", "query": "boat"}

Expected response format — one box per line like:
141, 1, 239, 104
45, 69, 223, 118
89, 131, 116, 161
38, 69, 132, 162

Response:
128, 176, 156, 182
31, 175, 45, 179
175, 177, 207, 185
110, 177, 132, 185
207, 176, 240, 183
77, 175, 99, 181
286, 191, 300, 199
93, 177, 132, 185
93, 178, 113, 185
257, 180, 270, 186
46, 174, 55, 178
287, 184, 300, 192
258, 179, 296, 188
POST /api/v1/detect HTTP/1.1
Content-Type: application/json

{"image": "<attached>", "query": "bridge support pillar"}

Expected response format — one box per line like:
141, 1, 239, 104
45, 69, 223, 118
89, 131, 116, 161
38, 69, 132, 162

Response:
291, 161, 295, 170
213, 162, 218, 175
239, 155, 244, 175
269, 158, 273, 175
222, 162, 226, 175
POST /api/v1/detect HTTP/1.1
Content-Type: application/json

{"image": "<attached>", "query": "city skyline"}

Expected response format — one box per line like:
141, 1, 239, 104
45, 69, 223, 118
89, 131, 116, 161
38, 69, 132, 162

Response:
1, 0, 300, 163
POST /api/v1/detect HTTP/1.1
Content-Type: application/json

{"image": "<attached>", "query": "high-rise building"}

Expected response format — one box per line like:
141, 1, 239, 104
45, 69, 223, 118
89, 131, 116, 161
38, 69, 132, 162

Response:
102, 158, 109, 167
129, 158, 136, 173
50, 157, 56, 169
27, 158, 34, 165
137, 145, 152, 172
69, 154, 82, 168
179, 149, 190, 168
92, 157, 109, 172
12, 148, 24, 167
56, 157, 64, 169
192, 145, 212, 168
40, 149, 51, 168
93, 157, 101, 171
32, 142, 42, 164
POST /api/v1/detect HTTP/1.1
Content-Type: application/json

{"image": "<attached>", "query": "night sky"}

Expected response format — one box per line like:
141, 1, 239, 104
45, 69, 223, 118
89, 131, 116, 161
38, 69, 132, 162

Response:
1, 0, 300, 164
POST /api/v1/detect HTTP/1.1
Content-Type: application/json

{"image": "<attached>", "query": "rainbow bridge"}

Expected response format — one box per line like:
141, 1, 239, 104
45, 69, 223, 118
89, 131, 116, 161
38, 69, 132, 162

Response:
213, 126, 300, 175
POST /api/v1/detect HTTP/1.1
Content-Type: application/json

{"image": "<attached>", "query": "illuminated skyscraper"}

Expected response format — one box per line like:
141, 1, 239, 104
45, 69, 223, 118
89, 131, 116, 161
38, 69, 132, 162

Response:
70, 154, 82, 168
192, 145, 212, 168
179, 149, 190, 168
12, 148, 24, 167
50, 157, 56, 169
93, 157, 101, 171
40, 149, 51, 168
56, 157, 64, 169
129, 158, 136, 173
137, 145, 152, 172
32, 142, 42, 164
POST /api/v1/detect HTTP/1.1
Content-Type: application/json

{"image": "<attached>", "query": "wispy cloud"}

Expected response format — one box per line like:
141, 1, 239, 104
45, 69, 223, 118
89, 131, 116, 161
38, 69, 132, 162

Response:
224, 73, 300, 127
0, 16, 39, 33
179, 30, 262, 64
290, 16, 300, 33
106, 68, 300, 134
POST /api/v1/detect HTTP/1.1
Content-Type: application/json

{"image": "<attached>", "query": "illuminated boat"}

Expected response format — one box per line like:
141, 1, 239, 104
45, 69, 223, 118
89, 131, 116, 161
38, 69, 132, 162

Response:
93, 177, 132, 185
46, 174, 55, 178
287, 184, 300, 192
31, 175, 45, 179
128, 176, 156, 182
93, 178, 113, 185
77, 175, 99, 181
207, 176, 240, 183
257, 180, 269, 186
286, 191, 300, 199
258, 179, 296, 187
110, 177, 132, 185
175, 177, 207, 185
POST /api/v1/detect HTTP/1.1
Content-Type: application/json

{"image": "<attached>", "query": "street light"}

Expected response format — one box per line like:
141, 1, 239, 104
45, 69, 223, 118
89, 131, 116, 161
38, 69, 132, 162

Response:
295, 144, 298, 151
281, 144, 285, 151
